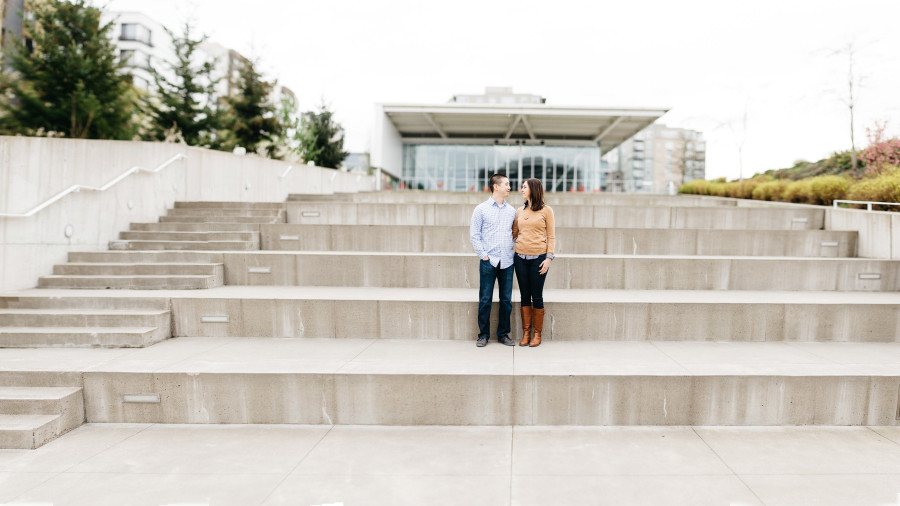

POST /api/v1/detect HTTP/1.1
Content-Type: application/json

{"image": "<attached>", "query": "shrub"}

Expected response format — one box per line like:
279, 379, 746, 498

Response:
782, 179, 814, 204
679, 179, 709, 195
751, 180, 790, 201
846, 168, 900, 211
809, 175, 850, 206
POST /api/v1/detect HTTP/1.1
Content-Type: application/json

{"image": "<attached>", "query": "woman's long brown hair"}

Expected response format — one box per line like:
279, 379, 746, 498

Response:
524, 178, 545, 211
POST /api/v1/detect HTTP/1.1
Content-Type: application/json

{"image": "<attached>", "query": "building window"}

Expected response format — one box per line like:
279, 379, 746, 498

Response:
120, 23, 152, 46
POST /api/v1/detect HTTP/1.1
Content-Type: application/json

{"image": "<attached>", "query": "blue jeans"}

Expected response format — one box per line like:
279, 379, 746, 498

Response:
514, 254, 547, 309
478, 259, 513, 340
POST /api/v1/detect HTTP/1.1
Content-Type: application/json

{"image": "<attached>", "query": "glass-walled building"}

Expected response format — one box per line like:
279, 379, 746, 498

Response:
402, 144, 603, 192
371, 88, 668, 192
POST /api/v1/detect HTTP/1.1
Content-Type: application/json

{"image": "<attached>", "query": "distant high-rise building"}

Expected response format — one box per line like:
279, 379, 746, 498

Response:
1, 0, 32, 65
102, 11, 173, 91
605, 124, 706, 193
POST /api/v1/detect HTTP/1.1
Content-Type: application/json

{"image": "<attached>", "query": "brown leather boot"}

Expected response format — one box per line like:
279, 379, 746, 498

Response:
530, 308, 545, 347
519, 306, 533, 346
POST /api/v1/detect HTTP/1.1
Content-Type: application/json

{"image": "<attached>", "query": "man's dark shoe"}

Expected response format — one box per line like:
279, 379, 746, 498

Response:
498, 335, 516, 346
476, 336, 488, 347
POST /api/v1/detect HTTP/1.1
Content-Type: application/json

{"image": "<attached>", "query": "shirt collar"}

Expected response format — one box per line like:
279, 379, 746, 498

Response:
486, 197, 507, 208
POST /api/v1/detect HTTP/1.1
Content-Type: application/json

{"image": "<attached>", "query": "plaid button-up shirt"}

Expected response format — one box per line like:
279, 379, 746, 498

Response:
470, 197, 516, 269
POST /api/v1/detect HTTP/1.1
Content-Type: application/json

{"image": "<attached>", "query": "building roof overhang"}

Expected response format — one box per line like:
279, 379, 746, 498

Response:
380, 103, 669, 154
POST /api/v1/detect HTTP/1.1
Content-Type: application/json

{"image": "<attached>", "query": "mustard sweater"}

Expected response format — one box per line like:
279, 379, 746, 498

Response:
512, 205, 555, 256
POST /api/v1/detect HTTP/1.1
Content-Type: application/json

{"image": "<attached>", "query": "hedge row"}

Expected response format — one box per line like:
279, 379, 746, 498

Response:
679, 168, 900, 211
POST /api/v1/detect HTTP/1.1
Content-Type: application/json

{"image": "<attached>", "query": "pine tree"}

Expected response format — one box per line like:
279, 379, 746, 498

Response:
144, 22, 222, 147
0, 0, 135, 139
222, 58, 282, 158
297, 102, 348, 169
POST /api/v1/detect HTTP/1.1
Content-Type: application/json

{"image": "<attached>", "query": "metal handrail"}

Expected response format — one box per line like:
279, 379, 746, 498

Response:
279, 165, 293, 179
0, 153, 186, 218
833, 199, 900, 211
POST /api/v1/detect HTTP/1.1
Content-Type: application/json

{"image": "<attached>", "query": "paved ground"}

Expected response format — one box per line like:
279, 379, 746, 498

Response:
2, 424, 900, 505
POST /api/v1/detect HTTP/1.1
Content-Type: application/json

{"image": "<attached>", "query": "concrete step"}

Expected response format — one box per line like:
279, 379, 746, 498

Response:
38, 274, 222, 290
160, 215, 283, 224
168, 286, 900, 342
109, 240, 258, 251
285, 202, 825, 229
166, 208, 284, 218
0, 414, 63, 449
53, 262, 222, 276
68, 251, 223, 263
129, 222, 263, 232
0, 309, 170, 328
78, 337, 900, 426
119, 231, 258, 242
0, 386, 84, 449
174, 201, 284, 210
0, 295, 169, 310
261, 224, 858, 257
221, 252, 898, 291
287, 191, 744, 207
0, 326, 167, 348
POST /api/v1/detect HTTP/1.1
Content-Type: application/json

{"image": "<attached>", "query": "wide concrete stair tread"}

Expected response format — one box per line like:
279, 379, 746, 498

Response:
0, 326, 165, 348
39, 274, 222, 289
0, 295, 170, 310
53, 263, 222, 275
16, 338, 895, 425
68, 251, 223, 263
0, 414, 62, 449
119, 231, 257, 241
0, 386, 82, 402
109, 239, 258, 250
166, 209, 284, 218
0, 308, 170, 327
130, 222, 264, 232
174, 201, 285, 209
160, 215, 282, 223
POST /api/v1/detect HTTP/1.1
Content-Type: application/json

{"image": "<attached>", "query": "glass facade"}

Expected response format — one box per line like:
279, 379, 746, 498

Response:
401, 144, 605, 192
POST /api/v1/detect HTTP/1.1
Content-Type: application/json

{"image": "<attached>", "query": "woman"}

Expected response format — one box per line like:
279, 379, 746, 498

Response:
512, 178, 555, 347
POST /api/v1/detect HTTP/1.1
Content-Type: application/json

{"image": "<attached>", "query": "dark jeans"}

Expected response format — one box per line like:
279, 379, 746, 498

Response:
514, 254, 547, 309
478, 259, 514, 340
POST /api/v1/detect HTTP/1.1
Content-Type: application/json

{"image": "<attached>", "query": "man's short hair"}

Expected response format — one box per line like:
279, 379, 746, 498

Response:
488, 173, 508, 193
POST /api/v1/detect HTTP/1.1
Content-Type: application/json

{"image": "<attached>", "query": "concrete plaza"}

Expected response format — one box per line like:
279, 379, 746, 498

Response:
3, 423, 900, 505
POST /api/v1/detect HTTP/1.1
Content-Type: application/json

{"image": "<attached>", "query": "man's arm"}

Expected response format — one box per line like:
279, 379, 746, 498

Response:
470, 206, 488, 259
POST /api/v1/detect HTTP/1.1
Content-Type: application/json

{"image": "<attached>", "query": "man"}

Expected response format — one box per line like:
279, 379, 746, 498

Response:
470, 173, 517, 347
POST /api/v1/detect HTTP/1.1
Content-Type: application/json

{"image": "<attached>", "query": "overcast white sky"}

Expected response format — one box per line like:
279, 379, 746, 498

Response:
104, 0, 900, 180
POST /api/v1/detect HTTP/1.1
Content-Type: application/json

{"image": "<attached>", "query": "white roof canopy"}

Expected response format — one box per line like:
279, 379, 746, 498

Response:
381, 103, 669, 154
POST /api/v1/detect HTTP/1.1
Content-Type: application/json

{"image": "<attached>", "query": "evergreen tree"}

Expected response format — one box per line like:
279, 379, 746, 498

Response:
222, 58, 281, 158
144, 22, 222, 147
0, 0, 135, 139
297, 102, 348, 169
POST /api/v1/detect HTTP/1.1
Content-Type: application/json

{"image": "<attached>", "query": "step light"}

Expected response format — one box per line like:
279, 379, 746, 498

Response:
200, 315, 229, 323
279, 235, 300, 241
123, 394, 160, 404
791, 217, 809, 223
820, 241, 839, 247
858, 273, 881, 280
248, 267, 271, 274
301, 211, 320, 217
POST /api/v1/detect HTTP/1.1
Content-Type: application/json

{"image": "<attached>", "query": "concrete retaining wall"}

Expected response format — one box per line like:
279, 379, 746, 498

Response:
82, 371, 900, 426
827, 207, 900, 260
0, 137, 377, 291
222, 253, 898, 291
261, 225, 857, 257
286, 202, 826, 229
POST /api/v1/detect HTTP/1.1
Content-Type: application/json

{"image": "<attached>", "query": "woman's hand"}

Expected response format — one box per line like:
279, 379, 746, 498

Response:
539, 258, 551, 275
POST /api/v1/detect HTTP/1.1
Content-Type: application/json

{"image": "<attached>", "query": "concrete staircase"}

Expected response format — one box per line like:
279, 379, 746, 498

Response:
0, 386, 83, 449
2, 190, 900, 450
0, 295, 171, 348
38, 202, 284, 290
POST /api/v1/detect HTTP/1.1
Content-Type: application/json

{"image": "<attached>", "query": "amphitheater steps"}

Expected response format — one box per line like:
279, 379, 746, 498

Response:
0, 386, 83, 449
